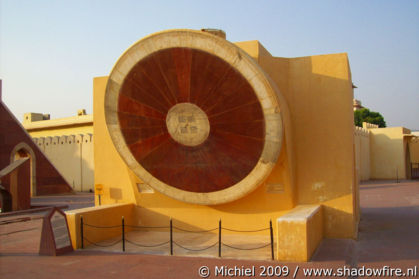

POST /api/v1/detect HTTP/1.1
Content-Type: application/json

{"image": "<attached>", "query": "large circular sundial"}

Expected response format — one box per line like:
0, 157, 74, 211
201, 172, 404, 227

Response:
104, 29, 283, 205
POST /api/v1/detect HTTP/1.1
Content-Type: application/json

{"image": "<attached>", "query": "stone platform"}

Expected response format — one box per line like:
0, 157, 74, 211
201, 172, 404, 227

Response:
1, 180, 418, 278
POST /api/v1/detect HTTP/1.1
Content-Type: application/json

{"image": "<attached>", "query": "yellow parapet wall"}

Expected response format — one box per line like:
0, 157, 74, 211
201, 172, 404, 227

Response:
277, 205, 323, 261
66, 203, 135, 249
23, 114, 93, 138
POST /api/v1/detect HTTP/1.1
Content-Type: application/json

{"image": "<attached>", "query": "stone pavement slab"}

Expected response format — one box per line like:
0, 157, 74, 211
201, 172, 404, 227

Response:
1, 181, 418, 278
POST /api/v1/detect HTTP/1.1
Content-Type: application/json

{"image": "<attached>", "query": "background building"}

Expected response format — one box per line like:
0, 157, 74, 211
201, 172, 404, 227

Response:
22, 110, 94, 192
354, 120, 419, 181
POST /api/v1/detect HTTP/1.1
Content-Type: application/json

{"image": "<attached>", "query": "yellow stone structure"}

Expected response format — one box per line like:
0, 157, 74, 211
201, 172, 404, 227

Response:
66, 29, 360, 262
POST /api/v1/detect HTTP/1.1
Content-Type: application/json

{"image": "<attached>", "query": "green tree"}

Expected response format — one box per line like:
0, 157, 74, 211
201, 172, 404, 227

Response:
354, 108, 386, 127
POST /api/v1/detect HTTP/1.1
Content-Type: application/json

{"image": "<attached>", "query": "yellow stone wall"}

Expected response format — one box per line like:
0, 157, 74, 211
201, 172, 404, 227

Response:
247, 42, 357, 238
92, 39, 358, 241
354, 124, 418, 181
369, 127, 410, 179
410, 137, 419, 163
24, 117, 95, 192
354, 126, 371, 181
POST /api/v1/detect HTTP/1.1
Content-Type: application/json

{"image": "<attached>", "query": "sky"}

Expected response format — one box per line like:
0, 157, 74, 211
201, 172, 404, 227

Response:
0, 0, 418, 130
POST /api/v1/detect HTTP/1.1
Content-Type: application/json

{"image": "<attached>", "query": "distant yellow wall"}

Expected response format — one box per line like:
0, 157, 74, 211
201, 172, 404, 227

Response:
410, 139, 419, 163
353, 124, 418, 181
81, 134, 95, 191
354, 126, 371, 181
92, 39, 357, 242
32, 134, 94, 192
23, 115, 95, 192
410, 138, 419, 178
369, 127, 409, 179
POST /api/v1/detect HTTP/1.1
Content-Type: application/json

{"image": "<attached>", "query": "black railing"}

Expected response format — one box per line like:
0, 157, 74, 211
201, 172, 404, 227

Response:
79, 216, 275, 260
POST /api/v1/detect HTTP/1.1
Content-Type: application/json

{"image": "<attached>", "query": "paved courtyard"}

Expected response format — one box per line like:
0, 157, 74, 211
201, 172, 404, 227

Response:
0, 180, 418, 278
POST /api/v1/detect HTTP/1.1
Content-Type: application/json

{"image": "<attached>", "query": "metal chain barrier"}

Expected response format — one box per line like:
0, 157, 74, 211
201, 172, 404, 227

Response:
125, 225, 169, 229
79, 216, 275, 260
83, 237, 121, 247
125, 239, 170, 248
173, 226, 218, 233
173, 241, 219, 252
222, 227, 270, 233
222, 242, 271, 250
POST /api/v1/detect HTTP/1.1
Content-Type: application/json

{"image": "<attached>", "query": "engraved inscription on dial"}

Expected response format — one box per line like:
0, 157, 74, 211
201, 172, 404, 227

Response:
166, 103, 210, 147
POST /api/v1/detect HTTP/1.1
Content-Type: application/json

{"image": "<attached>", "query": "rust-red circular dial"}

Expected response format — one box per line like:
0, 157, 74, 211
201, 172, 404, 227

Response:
117, 47, 265, 193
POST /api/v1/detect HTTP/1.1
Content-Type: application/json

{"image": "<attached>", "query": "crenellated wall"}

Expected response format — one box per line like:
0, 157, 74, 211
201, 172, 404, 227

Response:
362, 122, 379, 129
32, 134, 94, 192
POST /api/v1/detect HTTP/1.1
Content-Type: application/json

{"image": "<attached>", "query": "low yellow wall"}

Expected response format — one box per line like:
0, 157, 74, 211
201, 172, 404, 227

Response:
66, 203, 135, 249
277, 205, 323, 261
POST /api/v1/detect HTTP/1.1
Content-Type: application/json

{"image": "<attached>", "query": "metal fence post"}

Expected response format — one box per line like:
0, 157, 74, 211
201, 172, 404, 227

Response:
218, 219, 222, 257
122, 216, 125, 252
270, 220, 274, 260
80, 215, 84, 249
170, 219, 173, 255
